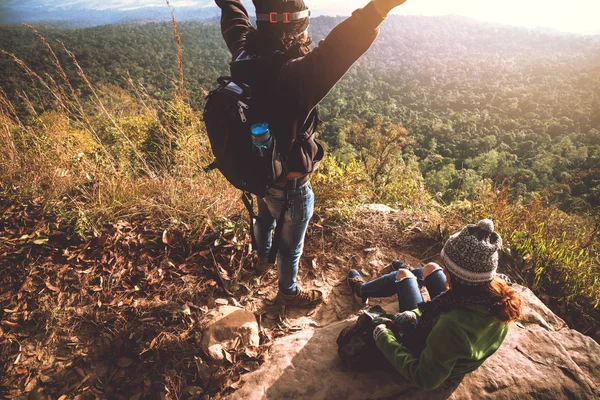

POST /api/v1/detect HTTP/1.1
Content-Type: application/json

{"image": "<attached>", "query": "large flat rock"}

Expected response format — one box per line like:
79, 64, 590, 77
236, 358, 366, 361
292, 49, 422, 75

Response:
228, 286, 600, 400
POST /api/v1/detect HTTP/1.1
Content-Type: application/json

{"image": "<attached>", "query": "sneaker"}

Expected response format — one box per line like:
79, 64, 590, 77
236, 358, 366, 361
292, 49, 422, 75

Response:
274, 288, 323, 307
347, 269, 368, 305
391, 260, 407, 271
255, 258, 275, 275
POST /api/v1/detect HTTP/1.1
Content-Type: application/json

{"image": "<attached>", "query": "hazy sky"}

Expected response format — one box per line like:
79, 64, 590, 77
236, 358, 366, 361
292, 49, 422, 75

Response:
308, 0, 600, 34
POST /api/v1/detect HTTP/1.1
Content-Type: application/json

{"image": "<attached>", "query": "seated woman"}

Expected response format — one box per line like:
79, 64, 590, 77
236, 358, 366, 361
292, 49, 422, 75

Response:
347, 219, 522, 391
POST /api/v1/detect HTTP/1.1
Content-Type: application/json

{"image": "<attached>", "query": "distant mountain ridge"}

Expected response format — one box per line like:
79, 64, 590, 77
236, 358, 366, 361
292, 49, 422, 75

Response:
0, 0, 222, 27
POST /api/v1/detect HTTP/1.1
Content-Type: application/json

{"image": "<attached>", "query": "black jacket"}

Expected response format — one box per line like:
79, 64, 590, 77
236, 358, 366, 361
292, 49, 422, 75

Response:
215, 0, 385, 172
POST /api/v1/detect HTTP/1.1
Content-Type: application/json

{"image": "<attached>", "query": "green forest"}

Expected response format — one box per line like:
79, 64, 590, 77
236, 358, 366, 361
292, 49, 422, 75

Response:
1, 16, 599, 213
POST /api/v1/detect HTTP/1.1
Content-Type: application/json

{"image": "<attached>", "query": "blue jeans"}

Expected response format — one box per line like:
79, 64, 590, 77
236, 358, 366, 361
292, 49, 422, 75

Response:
254, 182, 314, 295
361, 267, 447, 312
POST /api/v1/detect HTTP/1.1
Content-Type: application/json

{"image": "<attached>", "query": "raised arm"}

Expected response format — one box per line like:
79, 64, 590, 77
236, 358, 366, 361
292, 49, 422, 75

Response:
373, 0, 409, 18
278, 0, 409, 112
215, 0, 253, 57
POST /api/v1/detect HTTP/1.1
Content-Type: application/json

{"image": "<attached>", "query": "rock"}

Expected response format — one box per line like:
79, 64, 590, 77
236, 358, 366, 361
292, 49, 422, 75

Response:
201, 306, 259, 361
227, 286, 600, 399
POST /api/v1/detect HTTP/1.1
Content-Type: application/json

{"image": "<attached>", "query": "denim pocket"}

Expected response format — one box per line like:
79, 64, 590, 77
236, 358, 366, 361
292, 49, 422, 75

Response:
299, 183, 314, 222
265, 188, 286, 220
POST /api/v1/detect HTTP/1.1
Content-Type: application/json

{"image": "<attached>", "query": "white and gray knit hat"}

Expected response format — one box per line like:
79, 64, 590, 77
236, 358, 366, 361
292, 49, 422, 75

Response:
441, 219, 503, 285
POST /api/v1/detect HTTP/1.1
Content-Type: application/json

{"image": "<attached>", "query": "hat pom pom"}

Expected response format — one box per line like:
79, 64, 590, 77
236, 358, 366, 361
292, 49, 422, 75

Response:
477, 219, 495, 233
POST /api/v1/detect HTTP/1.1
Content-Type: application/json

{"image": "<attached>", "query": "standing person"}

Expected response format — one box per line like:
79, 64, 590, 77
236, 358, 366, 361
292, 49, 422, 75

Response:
215, 0, 410, 307
347, 219, 522, 390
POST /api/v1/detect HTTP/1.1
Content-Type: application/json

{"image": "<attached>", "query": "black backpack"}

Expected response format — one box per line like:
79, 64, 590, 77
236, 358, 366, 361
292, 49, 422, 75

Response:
336, 305, 397, 371
203, 51, 324, 262
203, 51, 323, 198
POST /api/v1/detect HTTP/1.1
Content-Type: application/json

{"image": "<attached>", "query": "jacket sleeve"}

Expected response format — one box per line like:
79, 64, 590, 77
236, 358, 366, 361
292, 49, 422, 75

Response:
278, 1, 385, 112
215, 0, 252, 56
375, 316, 468, 391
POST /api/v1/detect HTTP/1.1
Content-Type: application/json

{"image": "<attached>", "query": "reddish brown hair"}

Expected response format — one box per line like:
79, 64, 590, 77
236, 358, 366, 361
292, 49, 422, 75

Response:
488, 276, 522, 322
451, 275, 522, 323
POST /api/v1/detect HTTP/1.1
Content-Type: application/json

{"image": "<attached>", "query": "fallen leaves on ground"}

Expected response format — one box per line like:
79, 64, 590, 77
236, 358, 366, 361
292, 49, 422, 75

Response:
0, 195, 275, 399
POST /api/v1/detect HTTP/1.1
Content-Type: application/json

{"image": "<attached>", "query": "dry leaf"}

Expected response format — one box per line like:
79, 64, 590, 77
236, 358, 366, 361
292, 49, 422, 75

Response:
24, 377, 37, 392
244, 346, 260, 359
223, 349, 234, 365
216, 264, 230, 281
14, 366, 27, 375
230, 380, 244, 390
116, 357, 133, 368
241, 360, 260, 372
194, 356, 211, 381
198, 249, 211, 258
45, 281, 60, 293
185, 386, 203, 396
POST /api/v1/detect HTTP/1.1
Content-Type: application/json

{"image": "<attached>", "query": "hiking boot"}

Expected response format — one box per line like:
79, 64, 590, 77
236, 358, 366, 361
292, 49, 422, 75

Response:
274, 288, 323, 307
255, 258, 275, 275
391, 259, 407, 271
347, 269, 368, 305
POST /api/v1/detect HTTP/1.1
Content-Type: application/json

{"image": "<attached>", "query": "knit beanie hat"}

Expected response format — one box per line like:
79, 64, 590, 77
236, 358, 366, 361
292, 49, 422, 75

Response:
253, 0, 310, 34
441, 219, 503, 285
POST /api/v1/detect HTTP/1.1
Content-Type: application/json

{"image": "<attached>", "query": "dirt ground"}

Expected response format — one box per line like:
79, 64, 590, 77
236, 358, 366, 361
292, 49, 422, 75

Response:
0, 197, 443, 399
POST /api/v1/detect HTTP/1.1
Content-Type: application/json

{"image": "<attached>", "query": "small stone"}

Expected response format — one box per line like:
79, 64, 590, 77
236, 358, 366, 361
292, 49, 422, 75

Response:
201, 306, 259, 361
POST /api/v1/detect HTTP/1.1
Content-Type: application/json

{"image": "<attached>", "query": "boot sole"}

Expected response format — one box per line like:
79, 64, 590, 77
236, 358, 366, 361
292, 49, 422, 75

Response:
274, 300, 322, 307
347, 278, 368, 306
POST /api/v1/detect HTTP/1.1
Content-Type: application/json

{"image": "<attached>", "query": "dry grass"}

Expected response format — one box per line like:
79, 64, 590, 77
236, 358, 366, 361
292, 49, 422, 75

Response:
0, 21, 242, 235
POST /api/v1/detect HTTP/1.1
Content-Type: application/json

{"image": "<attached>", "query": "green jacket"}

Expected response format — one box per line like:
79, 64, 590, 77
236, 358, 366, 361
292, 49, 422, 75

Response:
375, 304, 509, 391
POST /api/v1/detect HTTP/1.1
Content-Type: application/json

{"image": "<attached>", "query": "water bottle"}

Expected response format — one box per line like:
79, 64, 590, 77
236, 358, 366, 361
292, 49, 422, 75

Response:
250, 122, 273, 157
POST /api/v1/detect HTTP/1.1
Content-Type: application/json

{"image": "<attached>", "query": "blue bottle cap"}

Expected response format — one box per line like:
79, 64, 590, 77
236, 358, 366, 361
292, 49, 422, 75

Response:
250, 122, 269, 136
